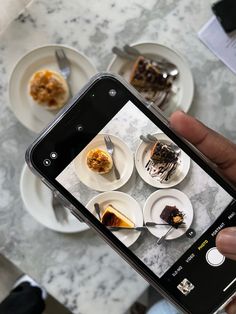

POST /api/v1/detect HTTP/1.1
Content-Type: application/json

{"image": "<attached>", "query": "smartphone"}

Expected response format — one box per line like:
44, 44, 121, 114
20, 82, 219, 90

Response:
26, 74, 236, 314
212, 0, 236, 33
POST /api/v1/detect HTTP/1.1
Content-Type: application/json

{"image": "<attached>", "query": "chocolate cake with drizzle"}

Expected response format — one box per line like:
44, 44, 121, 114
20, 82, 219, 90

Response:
130, 56, 172, 92
145, 140, 179, 182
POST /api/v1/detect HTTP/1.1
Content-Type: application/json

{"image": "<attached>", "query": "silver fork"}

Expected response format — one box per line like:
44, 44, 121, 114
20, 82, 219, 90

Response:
52, 192, 68, 224
55, 48, 72, 98
104, 135, 120, 180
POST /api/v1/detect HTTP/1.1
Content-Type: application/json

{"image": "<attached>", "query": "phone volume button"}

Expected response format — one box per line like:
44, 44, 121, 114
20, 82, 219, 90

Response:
41, 179, 54, 191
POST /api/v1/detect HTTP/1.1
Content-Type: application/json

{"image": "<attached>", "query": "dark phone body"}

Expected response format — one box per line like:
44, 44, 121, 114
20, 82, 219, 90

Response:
26, 73, 236, 314
212, 0, 236, 33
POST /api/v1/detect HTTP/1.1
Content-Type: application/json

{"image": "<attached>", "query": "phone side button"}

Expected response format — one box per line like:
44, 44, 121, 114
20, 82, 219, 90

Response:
70, 209, 85, 223
41, 179, 55, 191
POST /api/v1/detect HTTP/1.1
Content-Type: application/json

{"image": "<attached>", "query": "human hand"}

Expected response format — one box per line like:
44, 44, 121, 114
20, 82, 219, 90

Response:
170, 111, 236, 314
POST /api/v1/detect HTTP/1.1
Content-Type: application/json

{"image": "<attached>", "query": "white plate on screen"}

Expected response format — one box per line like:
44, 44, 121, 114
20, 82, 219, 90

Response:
86, 191, 143, 247
20, 163, 89, 233
74, 133, 134, 192
107, 42, 194, 116
9, 44, 97, 133
135, 132, 190, 188
143, 189, 193, 240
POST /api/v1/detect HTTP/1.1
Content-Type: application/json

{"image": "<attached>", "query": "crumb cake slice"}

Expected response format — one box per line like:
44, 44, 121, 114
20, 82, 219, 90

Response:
101, 204, 134, 228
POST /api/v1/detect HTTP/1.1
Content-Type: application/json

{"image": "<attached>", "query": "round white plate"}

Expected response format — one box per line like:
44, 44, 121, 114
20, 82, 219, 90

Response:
9, 44, 97, 133
135, 132, 190, 188
86, 191, 143, 247
20, 163, 89, 233
74, 133, 134, 192
107, 42, 194, 116
143, 189, 193, 240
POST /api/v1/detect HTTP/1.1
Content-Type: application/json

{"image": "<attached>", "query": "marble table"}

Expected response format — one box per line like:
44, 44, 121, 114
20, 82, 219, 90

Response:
0, 0, 236, 313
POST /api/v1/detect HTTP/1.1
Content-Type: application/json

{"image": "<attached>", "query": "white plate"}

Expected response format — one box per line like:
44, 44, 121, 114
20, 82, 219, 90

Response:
143, 189, 193, 240
9, 44, 97, 133
107, 42, 194, 116
135, 132, 190, 188
20, 163, 89, 233
74, 133, 134, 192
86, 191, 143, 247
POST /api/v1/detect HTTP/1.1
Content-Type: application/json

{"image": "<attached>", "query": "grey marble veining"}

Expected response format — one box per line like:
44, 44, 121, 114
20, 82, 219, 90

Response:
0, 0, 236, 313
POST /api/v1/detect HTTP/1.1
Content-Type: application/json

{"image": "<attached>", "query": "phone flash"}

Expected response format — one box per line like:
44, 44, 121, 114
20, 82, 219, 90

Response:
108, 89, 117, 97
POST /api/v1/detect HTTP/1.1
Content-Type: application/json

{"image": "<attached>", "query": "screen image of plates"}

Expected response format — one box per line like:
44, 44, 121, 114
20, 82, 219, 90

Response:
86, 191, 143, 247
74, 134, 134, 192
135, 132, 190, 188
107, 42, 194, 116
143, 189, 193, 240
9, 44, 97, 133
20, 164, 89, 233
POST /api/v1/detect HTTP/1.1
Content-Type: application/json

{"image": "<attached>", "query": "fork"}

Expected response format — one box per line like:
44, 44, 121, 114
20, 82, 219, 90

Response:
55, 48, 72, 98
52, 192, 68, 224
104, 135, 120, 180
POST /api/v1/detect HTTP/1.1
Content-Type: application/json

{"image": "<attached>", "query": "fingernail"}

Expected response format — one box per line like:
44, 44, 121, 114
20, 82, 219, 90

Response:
216, 228, 236, 254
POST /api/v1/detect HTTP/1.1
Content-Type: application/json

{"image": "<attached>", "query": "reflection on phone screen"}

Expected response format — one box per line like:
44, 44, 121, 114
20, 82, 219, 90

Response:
56, 100, 236, 313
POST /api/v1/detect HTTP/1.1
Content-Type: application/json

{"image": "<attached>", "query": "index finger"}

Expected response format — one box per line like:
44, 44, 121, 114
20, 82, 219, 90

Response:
169, 111, 236, 182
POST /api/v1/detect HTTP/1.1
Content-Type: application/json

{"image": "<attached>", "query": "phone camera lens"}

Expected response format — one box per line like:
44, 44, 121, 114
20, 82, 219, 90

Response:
50, 152, 57, 159
108, 89, 117, 97
43, 159, 51, 166
77, 124, 84, 132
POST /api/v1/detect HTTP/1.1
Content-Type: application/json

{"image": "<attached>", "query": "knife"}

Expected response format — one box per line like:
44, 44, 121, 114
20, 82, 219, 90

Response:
146, 222, 186, 227
108, 226, 146, 231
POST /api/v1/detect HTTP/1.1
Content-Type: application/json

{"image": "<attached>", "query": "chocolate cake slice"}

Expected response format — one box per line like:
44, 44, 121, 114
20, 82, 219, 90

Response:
130, 56, 171, 91
160, 205, 184, 228
150, 141, 177, 163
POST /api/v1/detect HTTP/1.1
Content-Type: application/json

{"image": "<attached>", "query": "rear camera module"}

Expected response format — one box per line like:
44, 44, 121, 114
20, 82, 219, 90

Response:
43, 159, 51, 166
50, 152, 58, 159
108, 89, 117, 97
77, 124, 84, 132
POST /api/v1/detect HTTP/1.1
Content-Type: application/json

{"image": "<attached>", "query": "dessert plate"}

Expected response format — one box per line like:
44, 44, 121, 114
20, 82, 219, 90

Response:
20, 163, 89, 233
74, 133, 134, 192
9, 44, 97, 133
143, 189, 193, 240
107, 42, 194, 117
135, 132, 190, 188
86, 191, 143, 247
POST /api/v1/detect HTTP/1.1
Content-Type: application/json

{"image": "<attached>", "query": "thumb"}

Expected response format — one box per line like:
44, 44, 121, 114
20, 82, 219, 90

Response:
216, 228, 236, 261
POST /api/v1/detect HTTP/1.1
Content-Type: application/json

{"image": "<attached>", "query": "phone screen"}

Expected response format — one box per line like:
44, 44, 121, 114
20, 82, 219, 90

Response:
52, 98, 236, 313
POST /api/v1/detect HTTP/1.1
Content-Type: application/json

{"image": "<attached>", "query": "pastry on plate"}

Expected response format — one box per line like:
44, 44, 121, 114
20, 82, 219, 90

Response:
29, 69, 69, 110
101, 204, 134, 228
145, 140, 179, 182
86, 148, 113, 174
160, 205, 184, 228
130, 56, 172, 92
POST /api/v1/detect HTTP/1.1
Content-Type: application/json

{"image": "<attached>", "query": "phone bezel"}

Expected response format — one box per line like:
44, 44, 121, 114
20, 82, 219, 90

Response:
26, 73, 236, 314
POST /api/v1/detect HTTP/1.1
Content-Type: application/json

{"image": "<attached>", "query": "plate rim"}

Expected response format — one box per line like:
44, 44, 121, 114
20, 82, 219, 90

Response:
73, 133, 134, 192
143, 188, 193, 240
134, 132, 191, 188
8, 44, 97, 132
107, 41, 194, 114
20, 163, 90, 233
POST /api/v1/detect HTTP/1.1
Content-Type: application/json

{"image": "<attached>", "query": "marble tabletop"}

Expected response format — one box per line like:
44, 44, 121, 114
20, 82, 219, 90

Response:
0, 0, 236, 313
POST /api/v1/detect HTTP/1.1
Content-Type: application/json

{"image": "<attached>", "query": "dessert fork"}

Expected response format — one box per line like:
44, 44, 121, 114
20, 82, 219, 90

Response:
55, 48, 72, 98
157, 226, 174, 245
52, 192, 68, 224
104, 135, 120, 180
